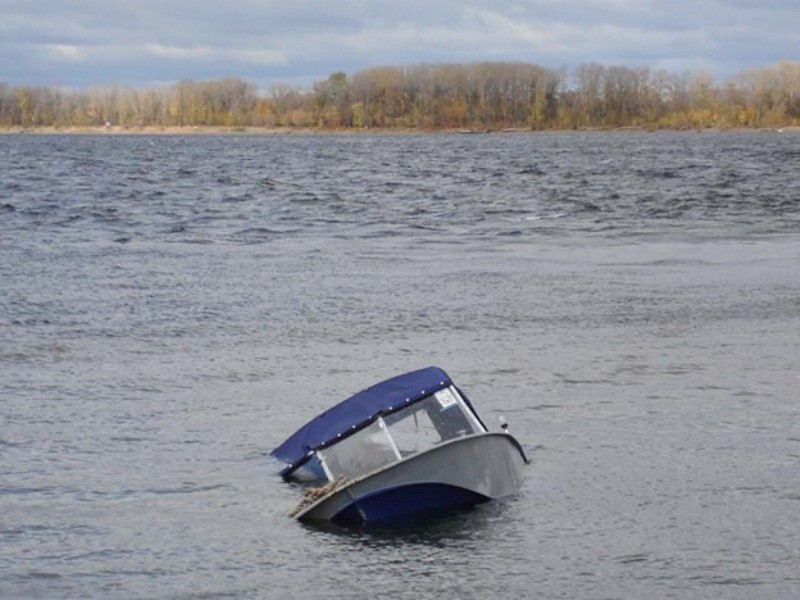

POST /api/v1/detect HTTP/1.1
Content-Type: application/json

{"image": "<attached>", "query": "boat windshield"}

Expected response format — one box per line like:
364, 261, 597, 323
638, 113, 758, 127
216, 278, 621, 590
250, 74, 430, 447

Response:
317, 387, 483, 480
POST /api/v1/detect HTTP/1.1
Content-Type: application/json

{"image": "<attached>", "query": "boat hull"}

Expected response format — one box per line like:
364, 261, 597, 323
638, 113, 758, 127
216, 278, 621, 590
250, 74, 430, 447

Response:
295, 433, 527, 525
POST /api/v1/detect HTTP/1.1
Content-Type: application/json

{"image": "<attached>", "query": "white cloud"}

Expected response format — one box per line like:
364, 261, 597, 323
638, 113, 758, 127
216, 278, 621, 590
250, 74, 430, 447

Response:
144, 44, 285, 66
39, 44, 87, 62
463, 8, 560, 46
0, 0, 797, 87
145, 44, 215, 60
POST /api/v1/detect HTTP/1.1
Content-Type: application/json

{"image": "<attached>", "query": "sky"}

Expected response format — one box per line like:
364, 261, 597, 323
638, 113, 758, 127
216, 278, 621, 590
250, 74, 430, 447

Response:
1, 0, 797, 91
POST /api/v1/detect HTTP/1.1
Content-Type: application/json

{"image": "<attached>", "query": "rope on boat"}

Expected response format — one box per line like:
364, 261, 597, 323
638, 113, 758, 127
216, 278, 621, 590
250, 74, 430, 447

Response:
288, 476, 348, 518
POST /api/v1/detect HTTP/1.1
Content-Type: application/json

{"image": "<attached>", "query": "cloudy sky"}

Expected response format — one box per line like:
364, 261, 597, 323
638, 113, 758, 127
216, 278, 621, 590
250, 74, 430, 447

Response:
1, 0, 797, 90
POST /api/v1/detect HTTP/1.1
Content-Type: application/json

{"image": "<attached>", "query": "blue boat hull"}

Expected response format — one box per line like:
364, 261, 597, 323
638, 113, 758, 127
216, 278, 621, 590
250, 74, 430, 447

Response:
331, 482, 488, 525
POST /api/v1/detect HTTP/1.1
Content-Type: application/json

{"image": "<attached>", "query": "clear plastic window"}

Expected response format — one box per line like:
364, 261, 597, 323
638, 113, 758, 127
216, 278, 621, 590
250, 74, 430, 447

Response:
317, 387, 482, 481
384, 389, 477, 454
383, 402, 440, 456
318, 420, 398, 479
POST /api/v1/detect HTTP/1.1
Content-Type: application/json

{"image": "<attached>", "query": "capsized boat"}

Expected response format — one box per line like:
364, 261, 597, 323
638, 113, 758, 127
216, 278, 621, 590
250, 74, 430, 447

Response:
271, 366, 529, 526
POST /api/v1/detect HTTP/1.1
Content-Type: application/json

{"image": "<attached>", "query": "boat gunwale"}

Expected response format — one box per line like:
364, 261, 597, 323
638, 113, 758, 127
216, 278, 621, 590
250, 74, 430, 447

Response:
292, 431, 528, 521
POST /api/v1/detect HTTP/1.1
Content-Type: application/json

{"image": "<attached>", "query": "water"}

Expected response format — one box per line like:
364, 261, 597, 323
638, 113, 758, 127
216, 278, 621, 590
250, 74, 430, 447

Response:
1, 131, 799, 599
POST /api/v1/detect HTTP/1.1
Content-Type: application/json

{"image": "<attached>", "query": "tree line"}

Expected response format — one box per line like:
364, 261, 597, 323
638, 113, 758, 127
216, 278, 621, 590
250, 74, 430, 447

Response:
2, 61, 799, 130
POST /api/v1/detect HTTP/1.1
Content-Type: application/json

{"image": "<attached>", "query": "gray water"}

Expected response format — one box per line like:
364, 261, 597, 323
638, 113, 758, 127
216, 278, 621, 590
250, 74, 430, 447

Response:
1, 131, 798, 599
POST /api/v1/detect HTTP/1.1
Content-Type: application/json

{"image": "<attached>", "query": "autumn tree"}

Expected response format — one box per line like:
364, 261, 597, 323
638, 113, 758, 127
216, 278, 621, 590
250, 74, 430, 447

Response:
2, 61, 799, 130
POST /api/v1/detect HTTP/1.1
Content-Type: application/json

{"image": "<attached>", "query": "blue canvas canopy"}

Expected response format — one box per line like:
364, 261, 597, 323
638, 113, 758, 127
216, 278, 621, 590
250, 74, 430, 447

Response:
271, 367, 460, 473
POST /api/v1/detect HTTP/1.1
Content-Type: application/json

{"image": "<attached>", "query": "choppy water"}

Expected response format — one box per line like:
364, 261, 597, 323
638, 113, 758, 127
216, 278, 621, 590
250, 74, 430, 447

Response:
1, 131, 799, 599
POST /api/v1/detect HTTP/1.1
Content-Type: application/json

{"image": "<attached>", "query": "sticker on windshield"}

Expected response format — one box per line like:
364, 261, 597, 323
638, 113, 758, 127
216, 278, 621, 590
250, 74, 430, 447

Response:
435, 388, 458, 409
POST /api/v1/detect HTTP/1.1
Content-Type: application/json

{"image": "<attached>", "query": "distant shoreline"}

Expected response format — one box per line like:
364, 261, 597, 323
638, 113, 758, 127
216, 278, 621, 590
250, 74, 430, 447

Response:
2, 125, 798, 135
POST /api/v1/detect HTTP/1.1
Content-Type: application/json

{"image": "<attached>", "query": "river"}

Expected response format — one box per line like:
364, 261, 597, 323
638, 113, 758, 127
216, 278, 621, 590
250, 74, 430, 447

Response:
1, 131, 799, 598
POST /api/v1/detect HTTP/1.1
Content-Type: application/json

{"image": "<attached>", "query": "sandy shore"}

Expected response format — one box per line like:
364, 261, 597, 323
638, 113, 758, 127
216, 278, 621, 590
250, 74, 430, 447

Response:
0, 125, 321, 135
2, 125, 798, 135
